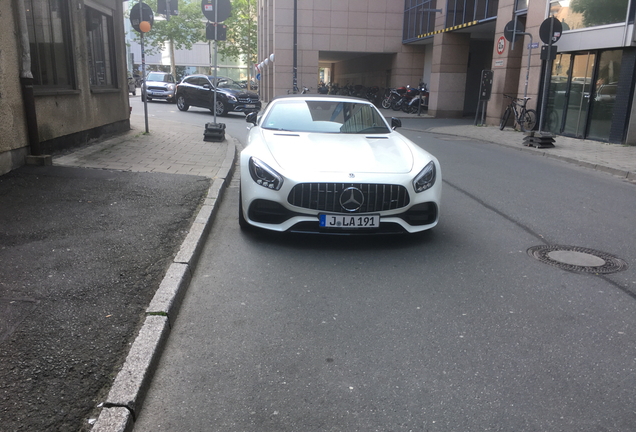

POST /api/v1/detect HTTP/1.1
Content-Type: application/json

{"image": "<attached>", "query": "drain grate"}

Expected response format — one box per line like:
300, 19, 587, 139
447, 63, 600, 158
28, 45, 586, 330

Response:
527, 245, 628, 274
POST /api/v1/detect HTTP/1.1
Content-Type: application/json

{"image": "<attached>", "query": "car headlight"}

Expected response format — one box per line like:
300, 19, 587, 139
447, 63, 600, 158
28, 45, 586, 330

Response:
249, 157, 283, 190
168, 84, 175, 91
413, 161, 436, 193
227, 94, 237, 102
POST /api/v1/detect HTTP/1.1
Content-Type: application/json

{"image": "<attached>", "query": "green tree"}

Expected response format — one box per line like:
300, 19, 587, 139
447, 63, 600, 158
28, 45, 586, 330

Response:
128, 0, 206, 81
570, 0, 629, 28
216, 0, 257, 89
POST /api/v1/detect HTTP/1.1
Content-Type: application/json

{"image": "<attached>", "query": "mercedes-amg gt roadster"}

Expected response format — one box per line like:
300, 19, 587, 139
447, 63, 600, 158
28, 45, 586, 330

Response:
239, 95, 442, 234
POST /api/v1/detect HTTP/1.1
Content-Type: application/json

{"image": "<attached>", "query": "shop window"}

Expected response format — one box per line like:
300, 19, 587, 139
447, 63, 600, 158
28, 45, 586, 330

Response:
588, 49, 623, 141
26, 0, 74, 88
549, 0, 630, 31
86, 6, 117, 88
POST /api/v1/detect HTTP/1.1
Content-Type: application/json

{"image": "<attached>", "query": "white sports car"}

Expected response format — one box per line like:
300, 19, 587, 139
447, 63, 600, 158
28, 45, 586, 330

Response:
240, 95, 441, 234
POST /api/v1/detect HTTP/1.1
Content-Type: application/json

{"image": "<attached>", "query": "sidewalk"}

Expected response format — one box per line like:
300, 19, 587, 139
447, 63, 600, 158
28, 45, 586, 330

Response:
393, 111, 636, 182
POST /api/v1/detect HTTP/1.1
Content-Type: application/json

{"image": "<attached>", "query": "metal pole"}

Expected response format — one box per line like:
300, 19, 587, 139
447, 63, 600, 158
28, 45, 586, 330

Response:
293, 0, 297, 93
538, 16, 555, 135
140, 0, 148, 133
213, 0, 218, 124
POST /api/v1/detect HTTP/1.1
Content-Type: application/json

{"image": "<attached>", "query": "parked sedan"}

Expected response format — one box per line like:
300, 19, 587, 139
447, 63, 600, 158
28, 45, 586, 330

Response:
239, 95, 442, 234
175, 75, 261, 116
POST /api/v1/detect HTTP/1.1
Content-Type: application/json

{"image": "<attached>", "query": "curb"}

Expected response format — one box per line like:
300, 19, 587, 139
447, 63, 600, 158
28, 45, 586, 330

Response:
90, 137, 238, 432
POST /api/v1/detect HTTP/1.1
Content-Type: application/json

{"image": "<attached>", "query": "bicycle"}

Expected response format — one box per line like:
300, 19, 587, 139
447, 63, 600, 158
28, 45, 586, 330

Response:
499, 94, 537, 132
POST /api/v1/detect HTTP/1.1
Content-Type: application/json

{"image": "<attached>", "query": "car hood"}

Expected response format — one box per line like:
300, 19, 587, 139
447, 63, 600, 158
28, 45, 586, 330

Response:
218, 88, 259, 99
260, 130, 415, 174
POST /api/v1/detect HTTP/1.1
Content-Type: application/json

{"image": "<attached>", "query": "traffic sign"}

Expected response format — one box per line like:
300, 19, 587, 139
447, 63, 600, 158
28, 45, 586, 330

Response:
496, 36, 505, 55
539, 17, 562, 44
130, 2, 154, 33
201, 0, 232, 22
503, 20, 524, 43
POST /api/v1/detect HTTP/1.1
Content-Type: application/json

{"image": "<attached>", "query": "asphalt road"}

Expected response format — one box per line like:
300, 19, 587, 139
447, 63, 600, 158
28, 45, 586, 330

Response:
132, 121, 636, 430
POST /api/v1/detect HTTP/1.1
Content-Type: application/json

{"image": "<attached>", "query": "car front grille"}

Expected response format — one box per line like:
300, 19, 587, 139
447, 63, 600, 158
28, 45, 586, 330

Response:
237, 97, 257, 103
147, 86, 168, 91
288, 183, 410, 214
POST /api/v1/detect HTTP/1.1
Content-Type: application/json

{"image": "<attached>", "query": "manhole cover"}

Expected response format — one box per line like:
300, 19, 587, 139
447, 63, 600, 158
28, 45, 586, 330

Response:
527, 245, 628, 274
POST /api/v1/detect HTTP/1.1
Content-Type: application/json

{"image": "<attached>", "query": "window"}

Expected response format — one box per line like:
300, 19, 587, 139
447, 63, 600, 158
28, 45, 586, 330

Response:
26, 0, 74, 88
86, 6, 117, 88
549, 0, 630, 31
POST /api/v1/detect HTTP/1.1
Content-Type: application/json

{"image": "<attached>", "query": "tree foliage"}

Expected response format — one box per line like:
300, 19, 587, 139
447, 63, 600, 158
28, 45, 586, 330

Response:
128, 0, 206, 78
216, 0, 257, 81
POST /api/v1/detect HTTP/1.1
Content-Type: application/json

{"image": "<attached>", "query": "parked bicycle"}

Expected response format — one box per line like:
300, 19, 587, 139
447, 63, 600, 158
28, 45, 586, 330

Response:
499, 94, 537, 132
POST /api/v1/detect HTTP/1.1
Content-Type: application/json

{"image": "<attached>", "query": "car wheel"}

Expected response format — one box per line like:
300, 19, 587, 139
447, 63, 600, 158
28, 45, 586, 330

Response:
238, 188, 252, 231
215, 100, 228, 116
176, 95, 189, 111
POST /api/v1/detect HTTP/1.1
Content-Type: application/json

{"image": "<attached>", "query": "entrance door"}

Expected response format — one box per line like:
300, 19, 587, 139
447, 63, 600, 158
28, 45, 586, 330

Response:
562, 52, 596, 138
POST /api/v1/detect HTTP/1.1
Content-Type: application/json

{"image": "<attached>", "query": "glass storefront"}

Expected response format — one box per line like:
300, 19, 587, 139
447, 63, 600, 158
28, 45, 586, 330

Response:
544, 49, 625, 142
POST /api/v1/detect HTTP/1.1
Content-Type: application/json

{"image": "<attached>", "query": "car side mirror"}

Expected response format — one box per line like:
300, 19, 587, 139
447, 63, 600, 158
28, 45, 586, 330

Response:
246, 112, 258, 125
391, 118, 402, 130
203, 84, 211, 90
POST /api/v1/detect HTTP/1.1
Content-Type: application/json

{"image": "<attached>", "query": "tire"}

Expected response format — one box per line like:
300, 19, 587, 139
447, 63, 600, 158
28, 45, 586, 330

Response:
402, 100, 412, 113
391, 99, 402, 111
215, 100, 228, 116
176, 95, 189, 111
520, 109, 537, 132
381, 97, 392, 109
499, 107, 511, 130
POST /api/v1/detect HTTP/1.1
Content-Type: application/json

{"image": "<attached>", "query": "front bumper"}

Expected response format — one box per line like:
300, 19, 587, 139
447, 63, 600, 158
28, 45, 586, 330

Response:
229, 101, 262, 113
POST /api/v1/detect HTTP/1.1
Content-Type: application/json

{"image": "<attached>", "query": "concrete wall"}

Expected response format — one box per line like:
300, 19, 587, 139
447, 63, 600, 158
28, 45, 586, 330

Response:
0, 0, 130, 175
0, 3, 30, 175
258, 0, 426, 101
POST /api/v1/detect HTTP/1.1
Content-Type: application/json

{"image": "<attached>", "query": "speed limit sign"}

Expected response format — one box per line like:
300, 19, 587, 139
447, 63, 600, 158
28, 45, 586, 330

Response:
497, 36, 506, 55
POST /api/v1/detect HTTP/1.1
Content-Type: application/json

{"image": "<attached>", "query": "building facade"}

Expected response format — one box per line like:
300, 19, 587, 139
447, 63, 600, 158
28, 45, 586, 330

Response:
256, 0, 636, 145
1, 0, 131, 176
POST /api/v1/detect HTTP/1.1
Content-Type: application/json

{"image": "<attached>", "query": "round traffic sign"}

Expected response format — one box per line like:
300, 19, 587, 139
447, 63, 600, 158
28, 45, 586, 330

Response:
130, 2, 154, 33
503, 20, 524, 43
539, 17, 563, 44
497, 36, 506, 55
201, 0, 232, 22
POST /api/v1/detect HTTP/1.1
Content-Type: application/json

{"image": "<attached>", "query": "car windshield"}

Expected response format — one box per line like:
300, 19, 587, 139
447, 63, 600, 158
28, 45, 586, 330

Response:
261, 100, 390, 134
147, 73, 172, 83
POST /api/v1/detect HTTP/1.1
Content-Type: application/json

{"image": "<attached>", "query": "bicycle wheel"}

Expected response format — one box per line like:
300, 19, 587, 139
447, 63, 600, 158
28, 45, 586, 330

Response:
499, 107, 511, 130
520, 109, 537, 132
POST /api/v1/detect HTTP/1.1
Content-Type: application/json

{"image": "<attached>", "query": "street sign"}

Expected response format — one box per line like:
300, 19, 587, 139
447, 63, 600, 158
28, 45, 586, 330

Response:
503, 20, 524, 43
206, 22, 227, 41
201, 0, 232, 22
130, 2, 154, 33
540, 17, 562, 44
496, 36, 505, 55
158, 0, 178, 16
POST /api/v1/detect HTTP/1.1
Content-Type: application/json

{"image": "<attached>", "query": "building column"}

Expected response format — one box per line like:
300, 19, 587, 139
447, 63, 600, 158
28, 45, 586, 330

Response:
429, 32, 470, 118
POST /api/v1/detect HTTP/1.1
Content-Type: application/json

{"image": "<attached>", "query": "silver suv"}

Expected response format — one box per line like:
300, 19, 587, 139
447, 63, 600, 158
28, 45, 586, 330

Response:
141, 72, 176, 103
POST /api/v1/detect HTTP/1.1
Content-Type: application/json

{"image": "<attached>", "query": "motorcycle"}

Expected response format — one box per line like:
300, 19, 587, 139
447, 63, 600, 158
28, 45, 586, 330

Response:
391, 86, 412, 111
365, 86, 380, 106
382, 86, 406, 110
403, 83, 429, 113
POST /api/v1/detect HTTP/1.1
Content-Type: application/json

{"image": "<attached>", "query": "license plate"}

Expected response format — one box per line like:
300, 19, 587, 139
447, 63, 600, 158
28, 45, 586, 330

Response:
319, 214, 380, 228
245, 104, 256, 108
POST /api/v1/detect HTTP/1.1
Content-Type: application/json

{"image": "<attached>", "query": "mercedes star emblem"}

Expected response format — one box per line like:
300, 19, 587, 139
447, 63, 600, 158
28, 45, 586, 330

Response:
339, 187, 364, 212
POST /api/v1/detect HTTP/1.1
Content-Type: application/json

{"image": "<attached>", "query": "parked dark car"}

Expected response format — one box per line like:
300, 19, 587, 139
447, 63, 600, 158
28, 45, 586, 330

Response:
175, 75, 261, 116
141, 71, 176, 103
